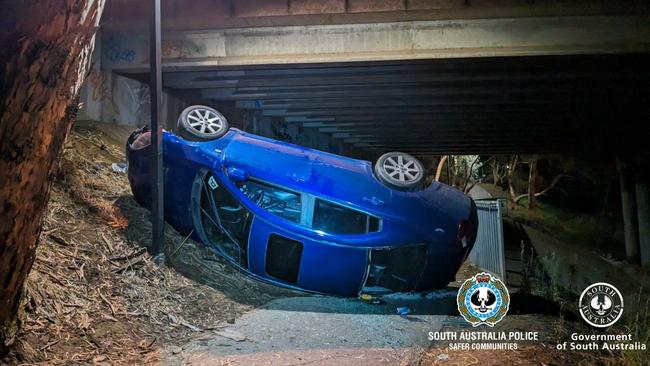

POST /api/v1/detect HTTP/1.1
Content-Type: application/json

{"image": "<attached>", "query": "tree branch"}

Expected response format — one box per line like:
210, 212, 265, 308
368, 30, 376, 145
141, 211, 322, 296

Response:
514, 174, 570, 203
434, 155, 448, 182
462, 156, 480, 193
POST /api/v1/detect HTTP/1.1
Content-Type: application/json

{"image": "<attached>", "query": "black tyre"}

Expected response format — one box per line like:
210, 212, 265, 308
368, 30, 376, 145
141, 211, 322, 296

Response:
178, 105, 228, 140
374, 152, 425, 191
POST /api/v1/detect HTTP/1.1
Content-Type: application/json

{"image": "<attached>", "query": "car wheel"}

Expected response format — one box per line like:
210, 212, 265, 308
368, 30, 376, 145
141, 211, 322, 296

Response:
374, 152, 425, 191
178, 105, 229, 140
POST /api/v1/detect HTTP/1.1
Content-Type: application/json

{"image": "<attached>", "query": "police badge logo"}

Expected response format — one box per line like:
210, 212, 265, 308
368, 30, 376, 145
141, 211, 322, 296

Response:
579, 282, 624, 328
457, 272, 510, 327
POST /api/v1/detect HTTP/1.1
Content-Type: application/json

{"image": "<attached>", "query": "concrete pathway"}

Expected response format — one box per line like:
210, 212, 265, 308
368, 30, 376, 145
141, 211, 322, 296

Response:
173, 292, 458, 366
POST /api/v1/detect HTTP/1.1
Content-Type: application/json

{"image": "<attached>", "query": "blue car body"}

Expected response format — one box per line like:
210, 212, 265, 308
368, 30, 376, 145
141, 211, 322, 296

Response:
127, 127, 477, 297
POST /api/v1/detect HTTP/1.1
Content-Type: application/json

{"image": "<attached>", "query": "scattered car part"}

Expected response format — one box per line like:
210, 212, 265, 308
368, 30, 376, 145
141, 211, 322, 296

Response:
396, 306, 412, 317
111, 162, 128, 173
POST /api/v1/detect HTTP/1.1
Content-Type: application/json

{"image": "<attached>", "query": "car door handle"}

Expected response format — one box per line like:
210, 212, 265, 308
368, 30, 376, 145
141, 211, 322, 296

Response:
226, 166, 249, 182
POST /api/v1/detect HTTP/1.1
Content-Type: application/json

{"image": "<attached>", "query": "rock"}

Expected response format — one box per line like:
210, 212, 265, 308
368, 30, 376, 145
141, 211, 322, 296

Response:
92, 355, 107, 363
215, 329, 247, 342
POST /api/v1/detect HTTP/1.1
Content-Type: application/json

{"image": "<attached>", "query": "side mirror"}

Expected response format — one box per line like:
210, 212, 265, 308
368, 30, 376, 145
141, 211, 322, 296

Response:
226, 166, 248, 182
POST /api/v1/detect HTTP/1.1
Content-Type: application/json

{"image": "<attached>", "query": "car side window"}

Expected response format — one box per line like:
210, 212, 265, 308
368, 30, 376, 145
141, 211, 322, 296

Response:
312, 199, 380, 235
237, 180, 301, 224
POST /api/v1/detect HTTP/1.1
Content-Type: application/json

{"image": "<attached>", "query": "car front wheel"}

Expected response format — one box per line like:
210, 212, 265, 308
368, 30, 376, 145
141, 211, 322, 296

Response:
374, 152, 425, 191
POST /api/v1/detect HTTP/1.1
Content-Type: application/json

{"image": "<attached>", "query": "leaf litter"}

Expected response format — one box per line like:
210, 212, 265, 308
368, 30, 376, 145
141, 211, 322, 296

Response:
2, 124, 297, 366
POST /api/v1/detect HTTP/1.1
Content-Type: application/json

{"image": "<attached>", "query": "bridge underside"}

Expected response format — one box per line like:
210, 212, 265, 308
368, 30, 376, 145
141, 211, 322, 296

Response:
88, 0, 650, 269
97, 2, 650, 155
121, 53, 648, 155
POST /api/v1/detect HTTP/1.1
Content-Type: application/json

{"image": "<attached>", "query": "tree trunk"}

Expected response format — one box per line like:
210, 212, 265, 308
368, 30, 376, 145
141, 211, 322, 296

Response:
434, 155, 447, 182
507, 155, 519, 201
491, 159, 500, 186
528, 156, 538, 210
462, 156, 480, 193
0, 0, 104, 356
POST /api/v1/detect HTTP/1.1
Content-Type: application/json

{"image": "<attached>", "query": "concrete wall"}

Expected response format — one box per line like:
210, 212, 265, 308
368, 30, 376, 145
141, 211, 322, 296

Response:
78, 35, 358, 156
78, 34, 184, 128
78, 70, 186, 127
87, 72, 150, 125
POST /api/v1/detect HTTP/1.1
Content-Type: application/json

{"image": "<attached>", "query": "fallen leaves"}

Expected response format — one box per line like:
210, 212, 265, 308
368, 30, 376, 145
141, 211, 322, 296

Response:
5, 127, 259, 365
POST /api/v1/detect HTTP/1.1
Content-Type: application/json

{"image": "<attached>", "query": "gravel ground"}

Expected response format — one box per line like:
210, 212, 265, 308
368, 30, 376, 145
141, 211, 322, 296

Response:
170, 295, 453, 366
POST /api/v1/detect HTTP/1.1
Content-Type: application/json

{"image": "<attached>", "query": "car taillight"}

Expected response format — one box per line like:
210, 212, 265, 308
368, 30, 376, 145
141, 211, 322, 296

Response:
457, 220, 470, 248
458, 201, 479, 249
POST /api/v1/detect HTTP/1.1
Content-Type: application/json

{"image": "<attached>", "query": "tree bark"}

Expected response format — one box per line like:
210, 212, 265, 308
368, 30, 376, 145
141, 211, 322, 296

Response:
0, 0, 104, 357
434, 155, 447, 182
491, 159, 500, 186
507, 155, 519, 201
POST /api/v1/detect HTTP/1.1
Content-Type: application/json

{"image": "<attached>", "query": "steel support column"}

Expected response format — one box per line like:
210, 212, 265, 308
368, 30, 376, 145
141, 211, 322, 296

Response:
150, 0, 164, 257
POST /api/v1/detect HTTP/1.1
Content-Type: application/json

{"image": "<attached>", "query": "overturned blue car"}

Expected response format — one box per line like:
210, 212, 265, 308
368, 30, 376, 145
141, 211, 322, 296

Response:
126, 105, 477, 297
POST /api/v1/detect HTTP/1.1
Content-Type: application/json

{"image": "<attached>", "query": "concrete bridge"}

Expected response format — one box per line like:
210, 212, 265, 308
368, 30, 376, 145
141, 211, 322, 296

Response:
79, 0, 650, 265
82, 0, 650, 154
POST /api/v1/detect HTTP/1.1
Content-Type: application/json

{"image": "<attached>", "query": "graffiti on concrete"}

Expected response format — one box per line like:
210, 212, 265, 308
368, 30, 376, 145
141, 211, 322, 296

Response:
89, 70, 119, 114
89, 70, 106, 100
104, 37, 136, 62
162, 40, 205, 59
125, 84, 151, 124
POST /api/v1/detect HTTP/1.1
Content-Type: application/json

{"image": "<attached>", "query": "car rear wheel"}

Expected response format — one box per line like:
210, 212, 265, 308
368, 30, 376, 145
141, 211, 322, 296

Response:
374, 152, 425, 191
178, 105, 229, 140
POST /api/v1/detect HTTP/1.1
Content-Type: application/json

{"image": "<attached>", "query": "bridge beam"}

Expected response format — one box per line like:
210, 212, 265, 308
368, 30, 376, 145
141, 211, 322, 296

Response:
102, 15, 650, 71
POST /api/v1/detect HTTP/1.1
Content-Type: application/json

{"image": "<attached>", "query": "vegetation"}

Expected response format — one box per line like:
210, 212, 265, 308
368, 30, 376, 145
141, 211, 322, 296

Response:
434, 152, 625, 258
0, 1, 105, 356
514, 197, 625, 259
519, 241, 566, 303
620, 289, 650, 366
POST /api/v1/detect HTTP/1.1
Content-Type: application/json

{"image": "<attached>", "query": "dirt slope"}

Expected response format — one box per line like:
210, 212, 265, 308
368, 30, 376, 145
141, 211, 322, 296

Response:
1, 124, 293, 365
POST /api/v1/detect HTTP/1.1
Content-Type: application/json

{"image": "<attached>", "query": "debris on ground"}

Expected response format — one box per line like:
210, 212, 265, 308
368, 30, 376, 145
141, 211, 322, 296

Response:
111, 162, 128, 173
1, 124, 295, 365
397, 307, 412, 317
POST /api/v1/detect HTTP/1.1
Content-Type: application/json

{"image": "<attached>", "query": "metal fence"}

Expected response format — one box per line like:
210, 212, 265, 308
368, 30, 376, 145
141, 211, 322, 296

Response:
468, 199, 506, 280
